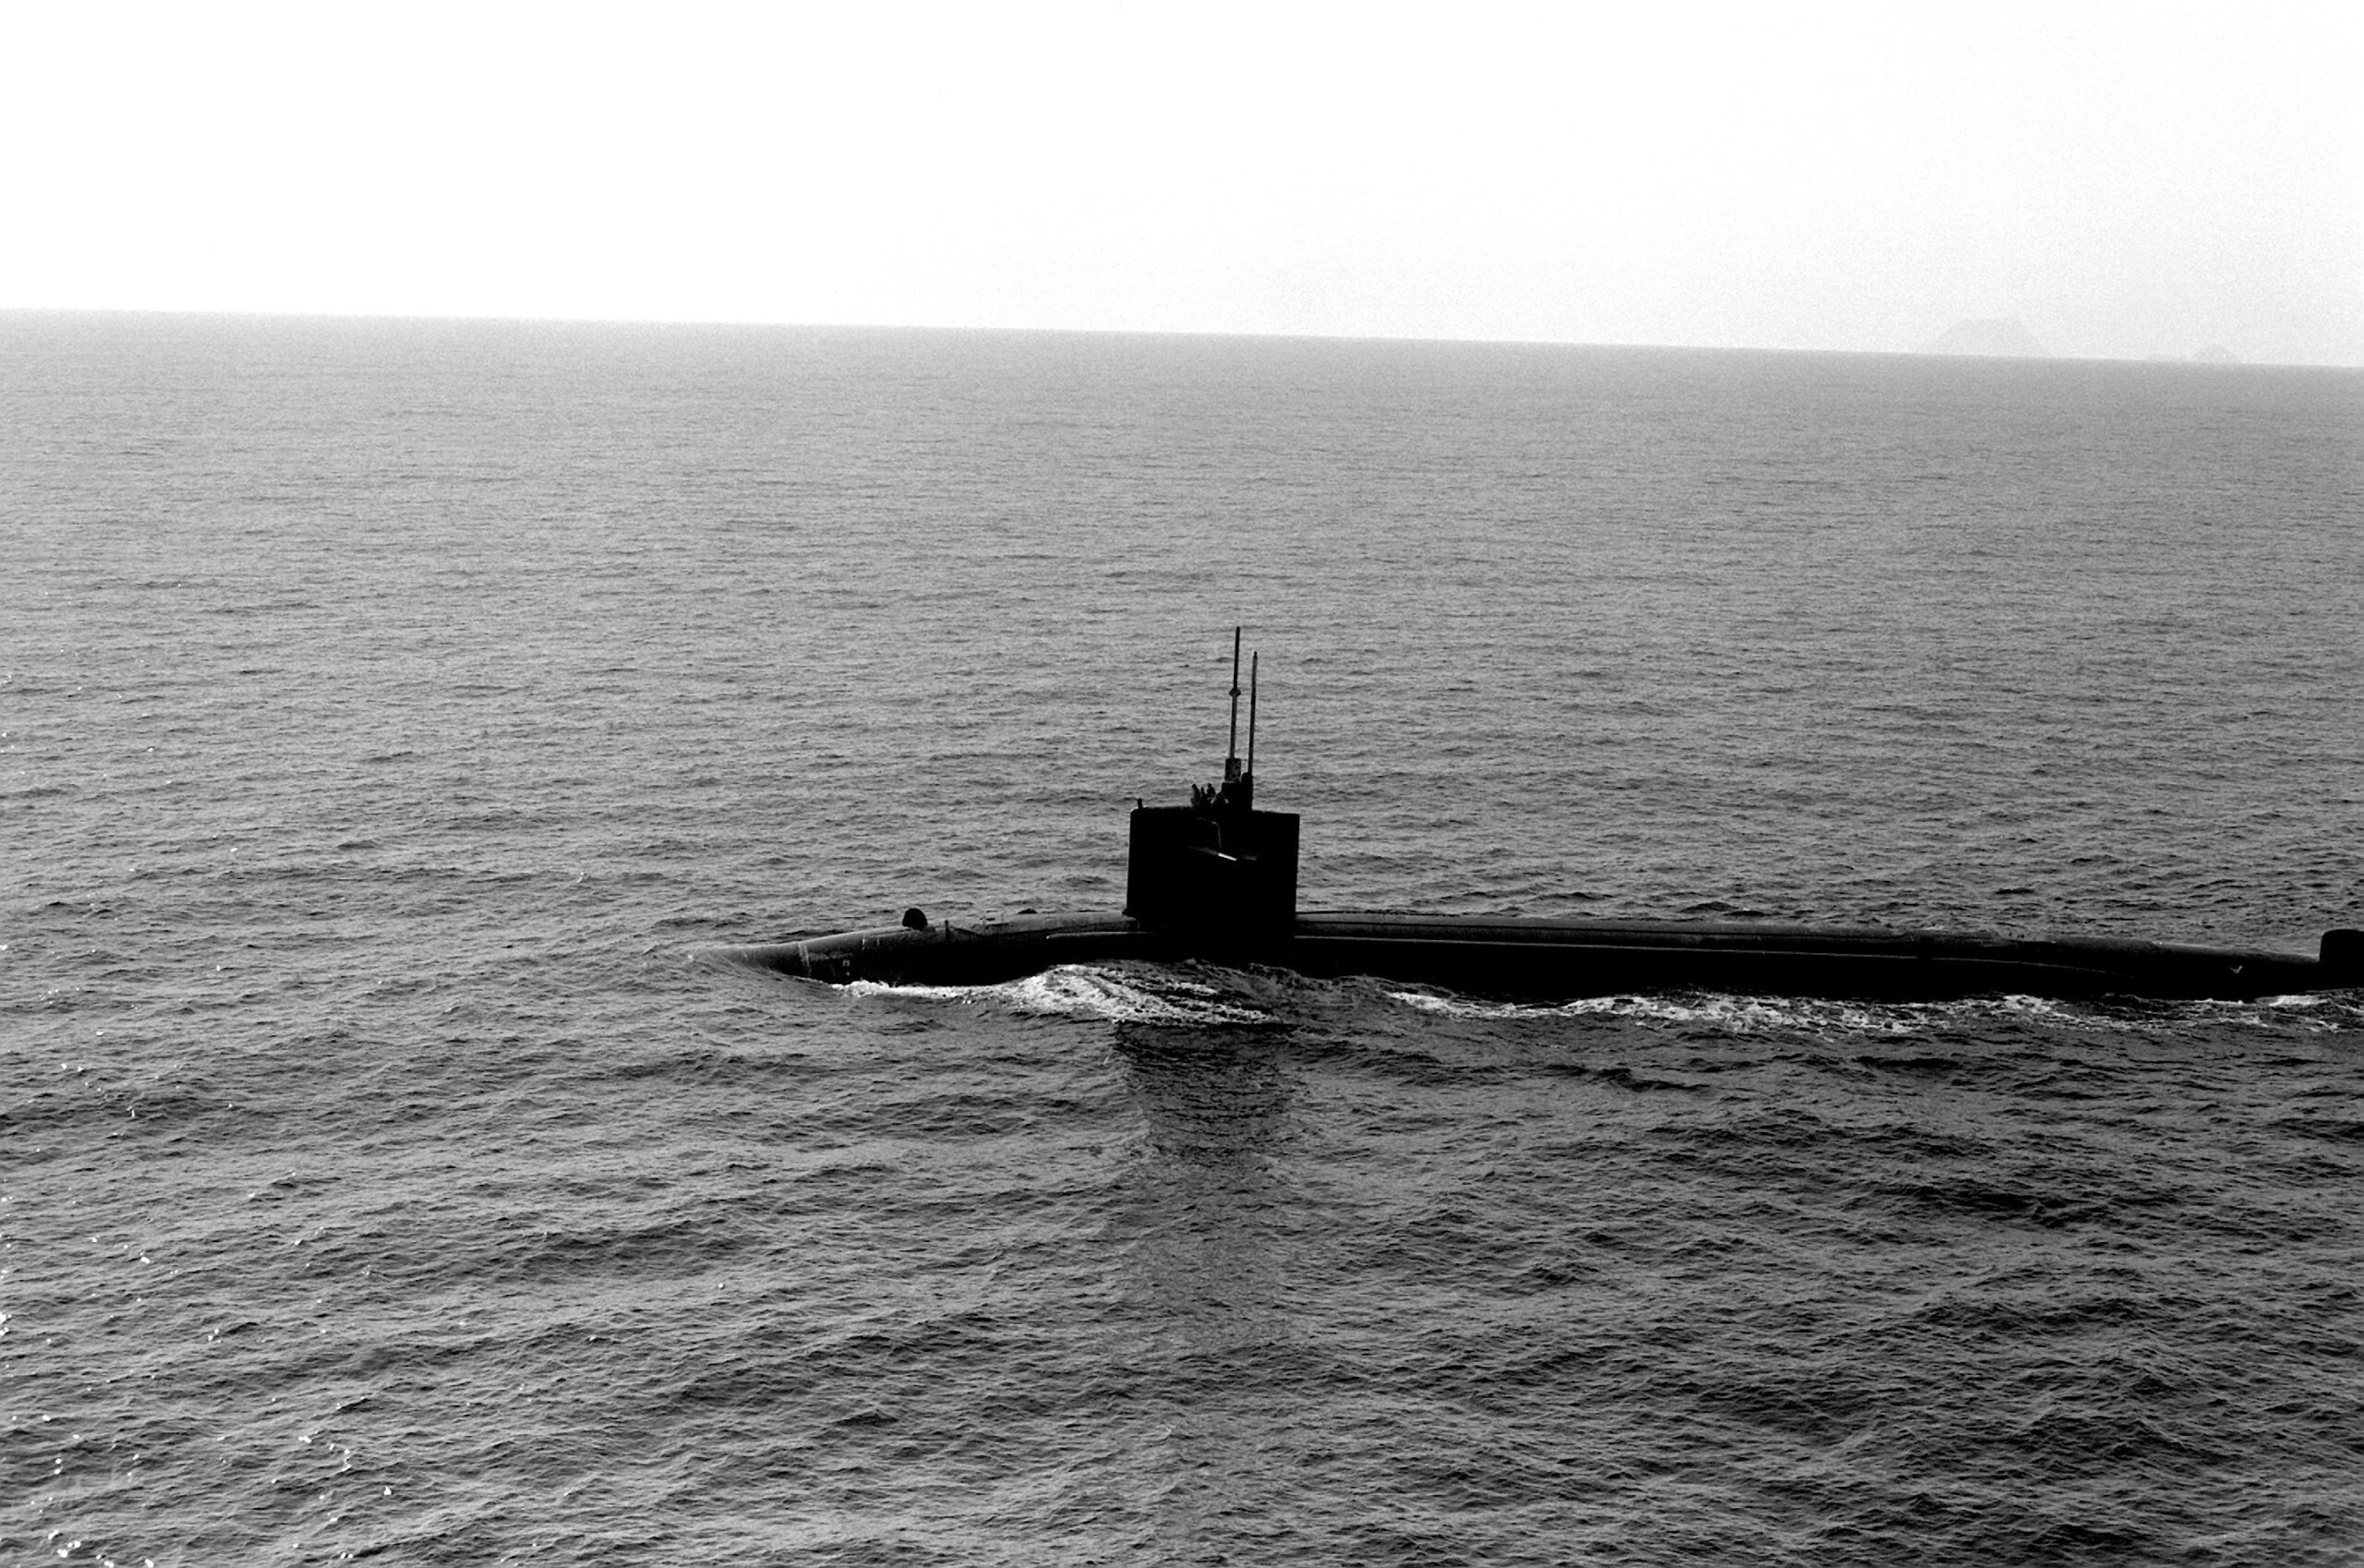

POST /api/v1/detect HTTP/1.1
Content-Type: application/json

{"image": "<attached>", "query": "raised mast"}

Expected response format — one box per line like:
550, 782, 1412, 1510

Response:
1246, 652, 1258, 783
1224, 625, 1244, 787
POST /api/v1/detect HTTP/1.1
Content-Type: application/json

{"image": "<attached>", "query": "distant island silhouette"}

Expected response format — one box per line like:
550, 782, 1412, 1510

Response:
1918, 319, 2050, 356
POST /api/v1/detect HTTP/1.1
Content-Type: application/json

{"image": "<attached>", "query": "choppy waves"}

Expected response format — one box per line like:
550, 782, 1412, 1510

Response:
6, 317, 2360, 1563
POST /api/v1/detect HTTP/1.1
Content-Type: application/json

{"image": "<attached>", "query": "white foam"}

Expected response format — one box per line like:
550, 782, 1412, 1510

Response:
1386, 986, 2118, 1035
848, 965, 1270, 1026
1386, 988, 1907, 1031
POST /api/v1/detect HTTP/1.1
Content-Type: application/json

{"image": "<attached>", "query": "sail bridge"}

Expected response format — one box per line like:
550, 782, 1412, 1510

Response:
1124, 627, 1298, 941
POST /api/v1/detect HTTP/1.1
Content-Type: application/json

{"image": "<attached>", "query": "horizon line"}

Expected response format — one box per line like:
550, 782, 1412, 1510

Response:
3, 304, 2355, 372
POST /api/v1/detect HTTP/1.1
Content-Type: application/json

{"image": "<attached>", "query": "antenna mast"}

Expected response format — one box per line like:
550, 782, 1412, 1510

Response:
1224, 626, 1243, 784
1246, 652, 1258, 780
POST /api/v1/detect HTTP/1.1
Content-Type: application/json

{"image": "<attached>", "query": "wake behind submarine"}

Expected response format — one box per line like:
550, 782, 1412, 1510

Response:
728, 633, 2362, 1003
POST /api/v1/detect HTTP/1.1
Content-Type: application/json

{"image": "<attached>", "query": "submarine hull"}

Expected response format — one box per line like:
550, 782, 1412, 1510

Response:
721, 910, 2355, 1002
726, 636, 2358, 1005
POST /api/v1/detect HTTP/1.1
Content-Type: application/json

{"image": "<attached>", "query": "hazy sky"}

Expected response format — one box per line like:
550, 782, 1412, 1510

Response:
6, 2, 2358, 363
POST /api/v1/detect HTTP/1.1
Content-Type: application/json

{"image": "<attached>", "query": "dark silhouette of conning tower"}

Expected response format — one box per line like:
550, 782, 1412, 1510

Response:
1125, 628, 1299, 945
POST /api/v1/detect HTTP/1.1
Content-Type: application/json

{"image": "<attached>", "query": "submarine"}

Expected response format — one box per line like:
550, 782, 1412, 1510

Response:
728, 633, 2362, 1003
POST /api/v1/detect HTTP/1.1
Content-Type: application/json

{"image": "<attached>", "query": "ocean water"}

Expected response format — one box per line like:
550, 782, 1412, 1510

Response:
4, 313, 2361, 1565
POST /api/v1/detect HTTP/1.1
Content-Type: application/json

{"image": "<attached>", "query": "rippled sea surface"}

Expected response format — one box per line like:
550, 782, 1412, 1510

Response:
6, 313, 2362, 1565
